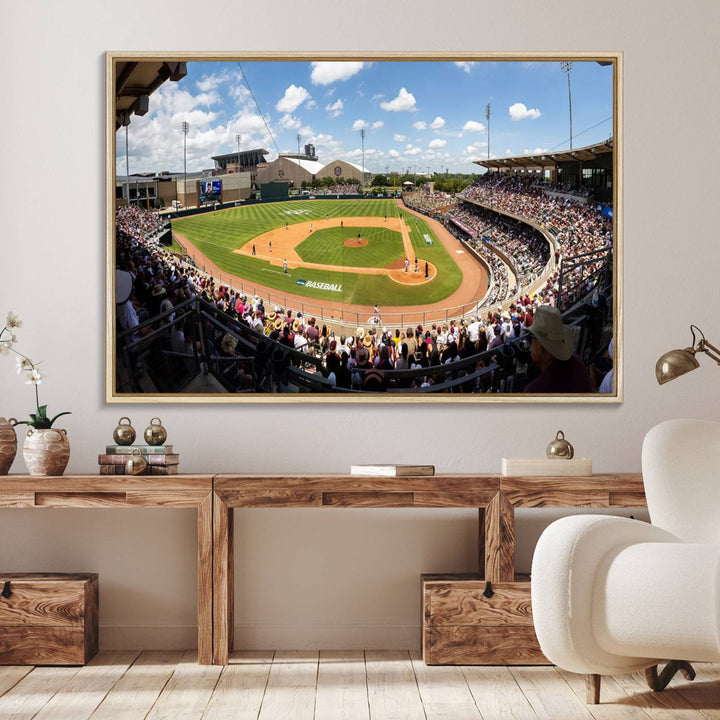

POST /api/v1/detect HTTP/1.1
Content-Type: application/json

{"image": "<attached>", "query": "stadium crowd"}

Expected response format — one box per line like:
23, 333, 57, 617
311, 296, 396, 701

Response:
403, 190, 458, 215
304, 183, 360, 195
447, 204, 550, 288
458, 174, 612, 261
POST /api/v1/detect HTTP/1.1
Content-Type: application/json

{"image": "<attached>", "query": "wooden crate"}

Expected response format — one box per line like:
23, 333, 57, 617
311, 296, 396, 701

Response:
422, 573, 548, 665
0, 573, 98, 665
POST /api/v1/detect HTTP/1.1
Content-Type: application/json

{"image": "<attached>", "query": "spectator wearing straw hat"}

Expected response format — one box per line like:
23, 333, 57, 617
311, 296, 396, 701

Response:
523, 306, 592, 393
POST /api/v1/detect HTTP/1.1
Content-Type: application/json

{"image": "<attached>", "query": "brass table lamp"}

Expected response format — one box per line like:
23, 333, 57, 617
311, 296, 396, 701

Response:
655, 325, 720, 384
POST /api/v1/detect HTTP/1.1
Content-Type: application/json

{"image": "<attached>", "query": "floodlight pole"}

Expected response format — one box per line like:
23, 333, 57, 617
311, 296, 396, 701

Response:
124, 121, 130, 206
486, 103, 491, 162
360, 128, 366, 190
561, 62, 573, 150
182, 121, 190, 205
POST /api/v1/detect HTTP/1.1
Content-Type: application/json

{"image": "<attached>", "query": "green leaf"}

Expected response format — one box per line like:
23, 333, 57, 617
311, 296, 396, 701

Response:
48, 411, 71, 427
36, 405, 48, 419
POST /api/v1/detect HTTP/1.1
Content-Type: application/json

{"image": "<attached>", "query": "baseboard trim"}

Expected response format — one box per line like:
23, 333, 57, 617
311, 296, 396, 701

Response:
100, 625, 198, 650
99, 623, 421, 650
233, 623, 421, 650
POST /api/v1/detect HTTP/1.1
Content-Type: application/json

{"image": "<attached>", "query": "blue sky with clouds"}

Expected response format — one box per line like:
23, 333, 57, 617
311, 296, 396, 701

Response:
118, 59, 613, 175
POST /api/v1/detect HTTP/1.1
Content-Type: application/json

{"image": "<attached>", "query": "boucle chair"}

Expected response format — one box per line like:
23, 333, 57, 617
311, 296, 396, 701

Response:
531, 418, 720, 703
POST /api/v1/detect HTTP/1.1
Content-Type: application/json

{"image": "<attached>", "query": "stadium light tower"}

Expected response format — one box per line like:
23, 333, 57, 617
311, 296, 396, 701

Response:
486, 103, 491, 161
181, 121, 190, 205
360, 128, 366, 189
121, 112, 131, 206
561, 62, 574, 150
236, 133, 241, 169
297, 131, 301, 156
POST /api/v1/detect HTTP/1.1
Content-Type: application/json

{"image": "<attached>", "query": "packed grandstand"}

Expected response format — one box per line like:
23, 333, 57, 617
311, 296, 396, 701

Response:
114, 167, 615, 395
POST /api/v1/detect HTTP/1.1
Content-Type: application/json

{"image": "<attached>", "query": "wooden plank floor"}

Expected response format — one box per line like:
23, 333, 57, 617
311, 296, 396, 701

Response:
0, 652, 717, 720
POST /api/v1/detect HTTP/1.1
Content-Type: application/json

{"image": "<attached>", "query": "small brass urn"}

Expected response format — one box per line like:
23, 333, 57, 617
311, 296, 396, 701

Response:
546, 430, 574, 459
144, 417, 167, 446
125, 448, 147, 475
112, 417, 136, 446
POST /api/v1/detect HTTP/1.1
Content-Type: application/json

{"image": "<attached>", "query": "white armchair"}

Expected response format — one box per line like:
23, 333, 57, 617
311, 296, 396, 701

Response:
531, 418, 720, 703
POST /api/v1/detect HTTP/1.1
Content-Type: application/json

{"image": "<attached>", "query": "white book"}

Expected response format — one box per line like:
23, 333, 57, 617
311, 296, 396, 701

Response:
501, 457, 592, 476
350, 464, 435, 477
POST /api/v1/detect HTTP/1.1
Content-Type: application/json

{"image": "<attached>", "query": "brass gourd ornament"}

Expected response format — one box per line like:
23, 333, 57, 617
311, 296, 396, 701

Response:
125, 448, 147, 475
144, 417, 167, 446
546, 430, 575, 459
112, 417, 136, 446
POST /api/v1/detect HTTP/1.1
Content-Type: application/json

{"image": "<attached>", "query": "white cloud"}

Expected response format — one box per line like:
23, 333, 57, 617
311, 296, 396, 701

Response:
430, 116, 446, 129
388, 149, 400, 158
352, 119, 369, 131
276, 85, 310, 113
196, 71, 232, 92
306, 100, 316, 109
404, 145, 422, 156
465, 145, 477, 154
463, 120, 486, 133
455, 61, 476, 73
393, 133, 406, 142
371, 93, 384, 102
229, 84, 251, 103
310, 62, 366, 85
523, 147, 548, 155
325, 99, 344, 118
506, 148, 514, 155
380, 88, 416, 112
372, 120, 384, 129
413, 121, 427, 130
429, 138, 446, 149
509, 102, 542, 121
278, 114, 301, 130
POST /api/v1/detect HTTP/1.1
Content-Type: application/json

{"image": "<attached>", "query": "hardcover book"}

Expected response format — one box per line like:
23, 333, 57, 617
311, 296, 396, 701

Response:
98, 453, 179, 466
105, 445, 174, 454
98, 464, 179, 475
349, 464, 435, 477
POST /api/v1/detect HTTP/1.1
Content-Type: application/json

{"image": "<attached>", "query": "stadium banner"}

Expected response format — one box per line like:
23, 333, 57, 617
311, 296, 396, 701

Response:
107, 52, 622, 403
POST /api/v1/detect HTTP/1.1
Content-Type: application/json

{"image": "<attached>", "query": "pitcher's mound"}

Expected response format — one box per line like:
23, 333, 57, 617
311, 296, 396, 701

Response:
344, 237, 368, 247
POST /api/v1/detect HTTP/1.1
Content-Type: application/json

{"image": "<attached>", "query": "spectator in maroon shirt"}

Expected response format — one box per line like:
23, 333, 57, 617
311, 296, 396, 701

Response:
523, 306, 592, 393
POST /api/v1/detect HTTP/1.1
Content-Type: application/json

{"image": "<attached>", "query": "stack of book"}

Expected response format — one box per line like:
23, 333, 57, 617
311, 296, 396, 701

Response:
98, 445, 180, 475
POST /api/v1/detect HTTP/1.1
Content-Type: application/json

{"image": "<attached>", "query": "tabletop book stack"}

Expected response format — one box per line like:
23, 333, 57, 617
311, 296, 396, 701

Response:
98, 445, 180, 475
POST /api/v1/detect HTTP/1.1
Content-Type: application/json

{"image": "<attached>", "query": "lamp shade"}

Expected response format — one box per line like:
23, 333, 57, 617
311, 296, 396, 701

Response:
655, 348, 700, 385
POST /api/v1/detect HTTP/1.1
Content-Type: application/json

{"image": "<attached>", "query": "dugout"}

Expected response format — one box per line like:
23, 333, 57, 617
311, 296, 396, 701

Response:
261, 182, 290, 200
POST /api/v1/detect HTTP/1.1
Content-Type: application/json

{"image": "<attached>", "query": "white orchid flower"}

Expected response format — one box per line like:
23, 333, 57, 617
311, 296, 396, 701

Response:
25, 368, 46, 385
6, 312, 22, 329
16, 356, 33, 373
0, 341, 10, 356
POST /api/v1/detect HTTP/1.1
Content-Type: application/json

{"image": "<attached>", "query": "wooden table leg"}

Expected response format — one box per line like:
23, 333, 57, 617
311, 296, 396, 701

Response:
197, 493, 213, 665
478, 507, 486, 577
213, 492, 234, 665
483, 492, 515, 582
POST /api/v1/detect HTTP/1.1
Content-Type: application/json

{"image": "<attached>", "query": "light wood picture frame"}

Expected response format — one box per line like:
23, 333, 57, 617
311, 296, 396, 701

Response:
107, 52, 622, 403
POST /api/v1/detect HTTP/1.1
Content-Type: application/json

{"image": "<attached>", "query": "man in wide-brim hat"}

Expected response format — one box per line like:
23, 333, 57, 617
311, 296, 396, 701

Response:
523, 305, 593, 393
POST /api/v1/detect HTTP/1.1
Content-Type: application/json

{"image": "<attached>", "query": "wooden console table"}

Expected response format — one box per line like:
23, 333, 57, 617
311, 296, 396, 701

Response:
212, 473, 645, 665
1, 473, 647, 666
0, 475, 214, 665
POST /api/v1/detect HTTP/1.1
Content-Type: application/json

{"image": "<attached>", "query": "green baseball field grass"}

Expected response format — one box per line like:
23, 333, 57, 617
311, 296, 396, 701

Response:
171, 199, 463, 306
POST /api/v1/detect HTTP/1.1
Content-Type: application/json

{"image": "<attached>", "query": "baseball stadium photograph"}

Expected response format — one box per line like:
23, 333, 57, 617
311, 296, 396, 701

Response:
109, 53, 620, 401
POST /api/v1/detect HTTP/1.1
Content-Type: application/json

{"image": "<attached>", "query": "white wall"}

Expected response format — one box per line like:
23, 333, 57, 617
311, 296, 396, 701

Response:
1, 0, 718, 650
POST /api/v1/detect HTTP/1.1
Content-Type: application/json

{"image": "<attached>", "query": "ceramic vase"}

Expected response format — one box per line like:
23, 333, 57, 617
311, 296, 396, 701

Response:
22, 428, 70, 476
0, 417, 18, 475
